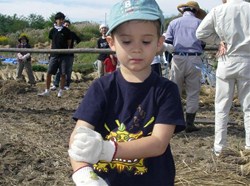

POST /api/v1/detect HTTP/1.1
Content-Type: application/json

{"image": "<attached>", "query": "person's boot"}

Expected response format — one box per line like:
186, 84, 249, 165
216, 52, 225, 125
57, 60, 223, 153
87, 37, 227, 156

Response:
185, 113, 200, 133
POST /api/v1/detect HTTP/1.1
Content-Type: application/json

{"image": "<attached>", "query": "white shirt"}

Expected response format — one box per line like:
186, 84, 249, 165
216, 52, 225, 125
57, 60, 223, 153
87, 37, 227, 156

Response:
151, 55, 161, 65
196, 0, 250, 57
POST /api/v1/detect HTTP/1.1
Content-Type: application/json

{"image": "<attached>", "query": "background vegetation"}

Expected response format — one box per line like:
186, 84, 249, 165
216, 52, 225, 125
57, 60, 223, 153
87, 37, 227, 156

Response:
0, 13, 178, 72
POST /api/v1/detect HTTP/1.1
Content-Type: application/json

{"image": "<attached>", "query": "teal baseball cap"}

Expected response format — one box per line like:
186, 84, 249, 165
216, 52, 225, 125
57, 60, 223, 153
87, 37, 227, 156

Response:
106, 0, 165, 35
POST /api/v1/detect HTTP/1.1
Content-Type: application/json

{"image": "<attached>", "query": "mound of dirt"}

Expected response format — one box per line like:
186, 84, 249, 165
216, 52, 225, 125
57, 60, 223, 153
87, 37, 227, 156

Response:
0, 80, 32, 95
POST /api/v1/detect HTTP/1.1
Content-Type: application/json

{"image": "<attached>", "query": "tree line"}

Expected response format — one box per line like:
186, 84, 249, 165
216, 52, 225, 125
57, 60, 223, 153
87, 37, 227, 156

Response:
0, 13, 55, 35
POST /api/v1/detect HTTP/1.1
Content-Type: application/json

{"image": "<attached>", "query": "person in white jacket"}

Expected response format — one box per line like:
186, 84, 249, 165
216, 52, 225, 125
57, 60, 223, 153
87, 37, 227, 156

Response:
196, 0, 250, 156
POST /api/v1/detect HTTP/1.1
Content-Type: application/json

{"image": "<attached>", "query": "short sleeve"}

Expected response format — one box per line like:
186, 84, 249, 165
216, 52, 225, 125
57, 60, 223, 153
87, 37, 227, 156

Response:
155, 82, 186, 133
48, 29, 53, 40
73, 80, 106, 127
165, 22, 174, 43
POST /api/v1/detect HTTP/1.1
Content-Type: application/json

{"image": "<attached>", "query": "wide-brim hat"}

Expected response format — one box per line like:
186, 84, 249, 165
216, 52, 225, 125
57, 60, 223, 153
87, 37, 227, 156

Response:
177, 1, 206, 19
18, 35, 29, 43
106, 0, 164, 35
196, 9, 207, 20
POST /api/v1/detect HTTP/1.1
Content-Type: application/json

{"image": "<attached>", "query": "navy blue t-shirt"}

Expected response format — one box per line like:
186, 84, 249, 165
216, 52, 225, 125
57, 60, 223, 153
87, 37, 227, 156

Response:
73, 70, 185, 186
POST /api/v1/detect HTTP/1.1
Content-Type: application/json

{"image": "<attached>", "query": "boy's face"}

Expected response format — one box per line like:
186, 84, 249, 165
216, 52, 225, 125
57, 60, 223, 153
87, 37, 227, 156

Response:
100, 27, 108, 35
20, 38, 27, 44
107, 20, 164, 74
64, 22, 70, 28
55, 18, 64, 26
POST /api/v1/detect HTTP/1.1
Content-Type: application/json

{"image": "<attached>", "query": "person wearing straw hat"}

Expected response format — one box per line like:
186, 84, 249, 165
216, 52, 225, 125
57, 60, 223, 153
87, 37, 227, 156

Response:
165, 1, 206, 133
177, 1, 207, 20
196, 0, 250, 156
16, 35, 36, 86
68, 0, 186, 185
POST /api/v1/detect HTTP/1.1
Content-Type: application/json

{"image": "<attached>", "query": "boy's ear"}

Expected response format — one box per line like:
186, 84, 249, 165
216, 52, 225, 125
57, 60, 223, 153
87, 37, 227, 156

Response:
106, 36, 116, 51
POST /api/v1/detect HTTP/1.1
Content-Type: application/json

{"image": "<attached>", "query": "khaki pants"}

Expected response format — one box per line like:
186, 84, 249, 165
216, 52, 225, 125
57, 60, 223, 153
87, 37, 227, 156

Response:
170, 55, 202, 113
16, 59, 35, 84
214, 57, 250, 152
97, 60, 104, 78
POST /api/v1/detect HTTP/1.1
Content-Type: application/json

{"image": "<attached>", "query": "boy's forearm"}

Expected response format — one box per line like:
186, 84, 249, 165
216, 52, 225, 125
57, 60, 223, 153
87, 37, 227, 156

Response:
69, 122, 175, 167
115, 124, 175, 159
115, 136, 166, 159
69, 120, 95, 171
70, 158, 90, 172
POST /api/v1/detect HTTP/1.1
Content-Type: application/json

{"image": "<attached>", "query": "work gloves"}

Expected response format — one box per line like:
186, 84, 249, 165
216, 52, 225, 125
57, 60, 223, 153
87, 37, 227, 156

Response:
68, 126, 117, 164
72, 166, 108, 186
69, 126, 117, 186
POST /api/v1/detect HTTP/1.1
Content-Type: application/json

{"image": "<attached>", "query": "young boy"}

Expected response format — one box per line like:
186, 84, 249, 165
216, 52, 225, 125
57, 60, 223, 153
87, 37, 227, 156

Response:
50, 20, 81, 91
96, 24, 110, 78
38, 12, 71, 97
68, 1, 186, 186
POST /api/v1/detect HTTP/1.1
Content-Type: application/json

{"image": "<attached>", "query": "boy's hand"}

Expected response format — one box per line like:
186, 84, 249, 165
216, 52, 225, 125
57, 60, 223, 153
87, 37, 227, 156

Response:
72, 166, 108, 186
68, 126, 117, 164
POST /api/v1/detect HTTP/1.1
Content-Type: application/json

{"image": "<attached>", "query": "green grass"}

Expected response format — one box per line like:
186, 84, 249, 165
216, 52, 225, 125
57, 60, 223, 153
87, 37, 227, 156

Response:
74, 39, 99, 71
31, 61, 94, 74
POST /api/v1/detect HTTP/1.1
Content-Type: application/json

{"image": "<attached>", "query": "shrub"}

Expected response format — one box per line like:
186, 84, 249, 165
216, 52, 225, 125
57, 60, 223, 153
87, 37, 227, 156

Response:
0, 36, 9, 45
73, 62, 94, 74
80, 25, 100, 41
75, 40, 99, 65
32, 64, 47, 72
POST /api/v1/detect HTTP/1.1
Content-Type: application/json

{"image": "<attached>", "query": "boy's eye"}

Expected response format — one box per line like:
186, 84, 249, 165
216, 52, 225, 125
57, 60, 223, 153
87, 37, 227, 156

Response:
142, 41, 151, 44
122, 41, 131, 44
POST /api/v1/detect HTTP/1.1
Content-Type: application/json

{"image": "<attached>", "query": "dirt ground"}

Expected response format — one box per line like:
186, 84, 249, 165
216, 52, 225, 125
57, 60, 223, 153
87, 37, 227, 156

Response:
0, 72, 250, 186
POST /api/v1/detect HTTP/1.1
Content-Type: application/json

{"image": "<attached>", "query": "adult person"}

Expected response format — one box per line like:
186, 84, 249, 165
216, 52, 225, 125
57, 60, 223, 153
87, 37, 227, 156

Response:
38, 12, 71, 97
68, 0, 186, 185
95, 24, 110, 78
165, 1, 206, 133
196, 0, 250, 155
16, 35, 36, 86
50, 20, 81, 91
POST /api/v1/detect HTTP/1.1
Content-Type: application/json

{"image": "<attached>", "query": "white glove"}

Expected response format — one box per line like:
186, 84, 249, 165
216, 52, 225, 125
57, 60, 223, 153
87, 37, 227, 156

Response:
21, 53, 31, 61
68, 126, 117, 164
162, 43, 174, 53
17, 53, 23, 60
72, 166, 108, 186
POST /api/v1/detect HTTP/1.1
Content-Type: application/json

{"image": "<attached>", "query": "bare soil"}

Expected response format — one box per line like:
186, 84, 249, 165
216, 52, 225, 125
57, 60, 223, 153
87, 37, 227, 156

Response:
0, 72, 249, 186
